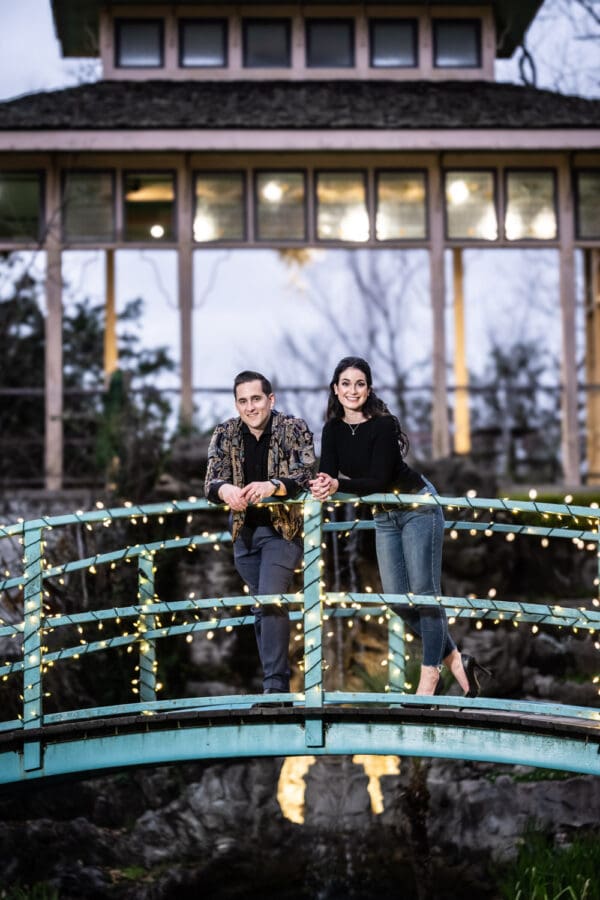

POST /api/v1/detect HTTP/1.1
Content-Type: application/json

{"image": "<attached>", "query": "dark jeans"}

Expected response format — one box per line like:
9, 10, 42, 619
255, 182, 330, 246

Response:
373, 479, 456, 667
234, 525, 302, 692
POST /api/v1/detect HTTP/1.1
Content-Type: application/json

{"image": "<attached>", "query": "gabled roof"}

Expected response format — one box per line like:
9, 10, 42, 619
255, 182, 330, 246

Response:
51, 0, 543, 59
0, 79, 598, 131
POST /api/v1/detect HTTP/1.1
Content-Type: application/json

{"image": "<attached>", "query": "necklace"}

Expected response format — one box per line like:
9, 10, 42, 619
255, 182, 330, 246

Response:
346, 421, 362, 436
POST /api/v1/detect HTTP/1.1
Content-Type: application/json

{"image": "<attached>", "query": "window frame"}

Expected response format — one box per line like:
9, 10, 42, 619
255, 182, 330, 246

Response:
443, 168, 498, 242
178, 17, 228, 68
242, 18, 292, 69
433, 18, 482, 70
369, 18, 418, 69
253, 169, 308, 244
122, 169, 177, 243
114, 18, 165, 69
374, 169, 429, 242
574, 168, 600, 241
504, 167, 559, 242
305, 18, 356, 69
314, 169, 369, 244
193, 170, 247, 244
0, 170, 45, 244
61, 169, 116, 244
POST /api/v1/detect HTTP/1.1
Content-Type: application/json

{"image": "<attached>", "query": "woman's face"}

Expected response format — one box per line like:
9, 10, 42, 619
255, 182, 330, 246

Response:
334, 367, 370, 414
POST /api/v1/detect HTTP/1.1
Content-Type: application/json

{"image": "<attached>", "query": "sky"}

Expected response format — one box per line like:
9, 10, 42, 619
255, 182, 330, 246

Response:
0, 0, 598, 431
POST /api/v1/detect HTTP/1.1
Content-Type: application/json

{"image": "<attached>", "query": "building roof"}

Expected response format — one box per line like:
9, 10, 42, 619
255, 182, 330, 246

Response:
0, 79, 598, 131
51, 0, 544, 60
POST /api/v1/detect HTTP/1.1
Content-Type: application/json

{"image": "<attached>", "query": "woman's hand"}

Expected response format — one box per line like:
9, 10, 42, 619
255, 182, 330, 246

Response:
309, 473, 339, 500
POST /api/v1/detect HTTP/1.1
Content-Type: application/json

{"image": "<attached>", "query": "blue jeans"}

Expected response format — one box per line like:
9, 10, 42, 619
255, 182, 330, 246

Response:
233, 525, 302, 692
374, 480, 455, 666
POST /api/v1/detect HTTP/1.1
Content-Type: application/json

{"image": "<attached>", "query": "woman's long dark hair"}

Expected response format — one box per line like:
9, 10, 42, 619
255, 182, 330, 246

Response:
326, 356, 409, 457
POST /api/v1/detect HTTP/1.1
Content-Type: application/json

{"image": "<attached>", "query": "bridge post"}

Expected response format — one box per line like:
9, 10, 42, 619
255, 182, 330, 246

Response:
387, 612, 406, 693
137, 551, 157, 703
22, 524, 43, 770
303, 498, 324, 747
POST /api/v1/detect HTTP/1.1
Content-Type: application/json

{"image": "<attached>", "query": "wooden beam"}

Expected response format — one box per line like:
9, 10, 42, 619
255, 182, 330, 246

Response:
452, 248, 471, 454
44, 160, 63, 491
103, 248, 117, 384
429, 163, 450, 458
178, 158, 194, 426
558, 156, 580, 486
584, 249, 600, 484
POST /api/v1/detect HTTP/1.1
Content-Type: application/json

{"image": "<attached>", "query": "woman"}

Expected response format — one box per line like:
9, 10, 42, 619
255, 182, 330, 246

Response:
310, 356, 490, 697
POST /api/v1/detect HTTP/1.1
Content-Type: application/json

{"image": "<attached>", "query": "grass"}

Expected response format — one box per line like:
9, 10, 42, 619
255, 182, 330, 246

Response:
498, 829, 600, 900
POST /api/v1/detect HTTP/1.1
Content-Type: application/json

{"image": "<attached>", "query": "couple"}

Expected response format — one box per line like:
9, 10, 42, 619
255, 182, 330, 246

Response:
204, 358, 489, 701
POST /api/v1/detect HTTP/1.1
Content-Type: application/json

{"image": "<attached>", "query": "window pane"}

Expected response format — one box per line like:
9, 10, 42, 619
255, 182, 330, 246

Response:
576, 171, 600, 239
376, 172, 426, 240
370, 20, 417, 67
306, 20, 354, 67
243, 19, 290, 67
505, 171, 557, 241
194, 173, 245, 242
256, 173, 305, 241
445, 171, 497, 240
116, 20, 163, 67
124, 173, 175, 241
317, 172, 369, 242
0, 172, 41, 240
180, 19, 226, 67
434, 20, 480, 67
63, 172, 114, 242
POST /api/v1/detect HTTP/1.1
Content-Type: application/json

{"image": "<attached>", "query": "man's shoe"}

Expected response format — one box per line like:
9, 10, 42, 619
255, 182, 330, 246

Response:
252, 689, 293, 708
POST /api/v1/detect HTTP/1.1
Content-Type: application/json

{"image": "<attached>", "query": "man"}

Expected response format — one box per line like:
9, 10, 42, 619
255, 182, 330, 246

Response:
204, 371, 315, 696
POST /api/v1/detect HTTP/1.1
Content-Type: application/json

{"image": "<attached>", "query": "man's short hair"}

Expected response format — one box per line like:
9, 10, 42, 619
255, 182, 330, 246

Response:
233, 370, 273, 397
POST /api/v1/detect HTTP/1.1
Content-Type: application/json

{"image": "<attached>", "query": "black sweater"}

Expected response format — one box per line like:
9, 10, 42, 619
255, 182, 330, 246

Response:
319, 416, 425, 496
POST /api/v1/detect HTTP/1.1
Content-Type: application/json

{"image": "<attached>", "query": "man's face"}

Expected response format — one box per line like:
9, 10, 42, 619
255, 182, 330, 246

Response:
234, 379, 274, 433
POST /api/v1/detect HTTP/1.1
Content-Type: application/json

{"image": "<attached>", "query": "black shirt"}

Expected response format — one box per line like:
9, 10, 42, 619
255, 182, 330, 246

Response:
243, 420, 274, 528
319, 415, 425, 495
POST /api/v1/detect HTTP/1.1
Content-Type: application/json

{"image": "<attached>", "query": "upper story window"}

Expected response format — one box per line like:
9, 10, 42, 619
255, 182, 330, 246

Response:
0, 172, 43, 242
575, 171, 600, 239
306, 19, 354, 68
445, 171, 498, 240
179, 19, 227, 67
243, 19, 291, 68
505, 170, 557, 241
370, 19, 417, 68
63, 172, 115, 243
124, 172, 175, 242
433, 19, 481, 68
115, 19, 164, 68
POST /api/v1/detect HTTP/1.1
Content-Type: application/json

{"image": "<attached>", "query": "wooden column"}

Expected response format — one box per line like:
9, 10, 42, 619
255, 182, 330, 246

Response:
453, 248, 471, 454
558, 157, 580, 486
104, 249, 117, 384
584, 249, 600, 484
177, 158, 194, 426
44, 160, 63, 491
429, 163, 450, 458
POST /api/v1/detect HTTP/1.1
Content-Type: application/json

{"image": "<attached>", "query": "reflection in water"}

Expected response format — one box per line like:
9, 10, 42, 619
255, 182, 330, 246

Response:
277, 755, 401, 822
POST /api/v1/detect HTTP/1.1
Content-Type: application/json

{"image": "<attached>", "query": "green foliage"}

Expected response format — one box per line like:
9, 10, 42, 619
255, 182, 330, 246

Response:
0, 884, 59, 900
498, 829, 600, 900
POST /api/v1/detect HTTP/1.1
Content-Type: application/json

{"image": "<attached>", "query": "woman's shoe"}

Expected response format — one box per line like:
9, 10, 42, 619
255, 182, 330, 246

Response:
461, 653, 492, 698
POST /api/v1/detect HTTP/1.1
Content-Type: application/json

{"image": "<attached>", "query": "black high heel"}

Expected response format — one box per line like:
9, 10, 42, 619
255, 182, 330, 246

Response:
461, 653, 492, 698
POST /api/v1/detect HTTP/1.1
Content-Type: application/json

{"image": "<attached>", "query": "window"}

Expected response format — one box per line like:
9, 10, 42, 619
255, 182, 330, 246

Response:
505, 171, 557, 241
180, 19, 227, 67
255, 172, 306, 241
433, 20, 481, 68
445, 171, 497, 240
575, 171, 600, 239
124, 173, 175, 241
194, 173, 245, 242
306, 20, 354, 68
0, 172, 42, 241
63, 172, 114, 242
243, 19, 291, 68
316, 172, 369, 242
376, 172, 426, 240
115, 19, 163, 68
370, 20, 417, 68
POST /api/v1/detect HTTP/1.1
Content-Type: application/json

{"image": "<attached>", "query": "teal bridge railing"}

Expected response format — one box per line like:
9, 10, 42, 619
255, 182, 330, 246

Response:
1, 492, 599, 786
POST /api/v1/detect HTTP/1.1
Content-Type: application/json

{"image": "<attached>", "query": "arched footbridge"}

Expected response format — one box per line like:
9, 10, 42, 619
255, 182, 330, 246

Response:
1, 493, 599, 786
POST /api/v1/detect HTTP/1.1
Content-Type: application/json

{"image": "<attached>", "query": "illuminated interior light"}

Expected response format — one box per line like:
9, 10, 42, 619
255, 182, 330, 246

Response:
193, 213, 216, 242
505, 210, 524, 241
262, 180, 283, 203
149, 224, 165, 239
531, 209, 556, 239
447, 179, 469, 205
339, 208, 369, 242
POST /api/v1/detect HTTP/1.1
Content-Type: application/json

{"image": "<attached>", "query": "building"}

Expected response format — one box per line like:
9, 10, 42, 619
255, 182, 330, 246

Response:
1, 1, 599, 488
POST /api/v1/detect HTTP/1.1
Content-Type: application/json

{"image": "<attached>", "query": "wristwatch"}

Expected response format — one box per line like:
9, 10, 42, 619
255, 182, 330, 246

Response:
270, 478, 283, 495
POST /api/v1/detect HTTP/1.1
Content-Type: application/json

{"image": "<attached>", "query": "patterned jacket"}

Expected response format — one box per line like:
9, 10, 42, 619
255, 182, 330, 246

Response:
204, 410, 316, 542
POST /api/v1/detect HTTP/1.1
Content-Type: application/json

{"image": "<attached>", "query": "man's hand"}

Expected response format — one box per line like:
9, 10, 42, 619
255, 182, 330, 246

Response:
309, 473, 339, 500
218, 484, 248, 511
241, 481, 279, 504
